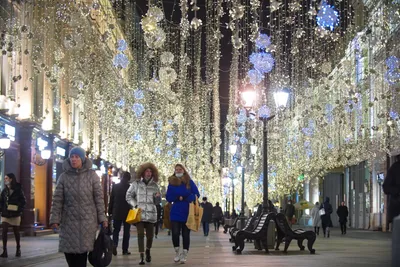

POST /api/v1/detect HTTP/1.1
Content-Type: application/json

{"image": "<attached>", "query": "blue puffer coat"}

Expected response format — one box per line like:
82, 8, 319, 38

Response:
166, 175, 200, 222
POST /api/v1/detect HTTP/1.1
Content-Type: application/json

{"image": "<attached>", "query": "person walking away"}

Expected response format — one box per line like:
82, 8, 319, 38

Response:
285, 200, 296, 227
243, 202, 250, 218
166, 164, 200, 264
310, 202, 321, 235
201, 197, 213, 236
337, 201, 349, 235
155, 203, 161, 238
126, 163, 161, 265
383, 155, 400, 231
320, 197, 333, 238
108, 172, 132, 256
212, 202, 223, 231
50, 147, 108, 267
0, 173, 26, 258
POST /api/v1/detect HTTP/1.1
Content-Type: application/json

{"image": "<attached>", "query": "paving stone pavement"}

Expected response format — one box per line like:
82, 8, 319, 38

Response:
0, 227, 392, 267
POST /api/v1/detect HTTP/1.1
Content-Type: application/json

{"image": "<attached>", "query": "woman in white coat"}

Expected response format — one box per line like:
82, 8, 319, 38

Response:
310, 202, 321, 235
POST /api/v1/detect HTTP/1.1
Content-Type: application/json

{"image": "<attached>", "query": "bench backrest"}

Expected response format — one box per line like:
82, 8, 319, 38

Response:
275, 213, 294, 234
252, 213, 270, 233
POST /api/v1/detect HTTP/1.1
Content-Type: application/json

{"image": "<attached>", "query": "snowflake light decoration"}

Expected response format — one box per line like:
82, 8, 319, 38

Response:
132, 103, 144, 117
167, 130, 175, 137
249, 52, 275, 74
390, 110, 399, 120
155, 147, 161, 154
325, 103, 334, 123
239, 136, 248, 144
155, 120, 163, 131
134, 89, 144, 99
133, 133, 142, 141
113, 53, 129, 68
166, 138, 174, 146
248, 69, 264, 85
237, 109, 247, 124
117, 39, 127, 51
258, 105, 271, 119
255, 33, 271, 50
238, 125, 246, 133
386, 56, 400, 70
116, 99, 125, 107
328, 143, 334, 149
385, 70, 400, 85
316, 1, 339, 31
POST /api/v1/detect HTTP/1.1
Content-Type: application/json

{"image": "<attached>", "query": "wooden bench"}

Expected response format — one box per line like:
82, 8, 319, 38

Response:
223, 217, 239, 234
232, 212, 276, 254
274, 213, 316, 254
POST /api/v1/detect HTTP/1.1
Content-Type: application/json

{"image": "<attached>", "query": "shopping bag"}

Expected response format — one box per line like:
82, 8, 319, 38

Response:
88, 228, 113, 267
163, 203, 172, 230
186, 196, 203, 232
126, 208, 142, 224
319, 208, 325, 216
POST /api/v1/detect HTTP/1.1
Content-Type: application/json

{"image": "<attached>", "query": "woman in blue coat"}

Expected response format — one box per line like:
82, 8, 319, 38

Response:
166, 164, 199, 264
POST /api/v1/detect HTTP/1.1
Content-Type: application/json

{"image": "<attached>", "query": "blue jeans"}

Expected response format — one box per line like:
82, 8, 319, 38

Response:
113, 220, 131, 252
202, 222, 209, 235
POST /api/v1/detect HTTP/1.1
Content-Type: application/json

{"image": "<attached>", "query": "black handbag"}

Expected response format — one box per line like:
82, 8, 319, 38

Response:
88, 227, 113, 267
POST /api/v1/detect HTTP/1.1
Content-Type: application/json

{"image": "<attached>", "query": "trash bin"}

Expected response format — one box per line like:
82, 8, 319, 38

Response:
254, 220, 275, 250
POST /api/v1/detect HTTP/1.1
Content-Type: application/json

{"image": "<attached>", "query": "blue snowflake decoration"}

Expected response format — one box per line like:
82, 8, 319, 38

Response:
134, 89, 144, 100
237, 109, 247, 124
258, 105, 271, 119
390, 110, 399, 120
166, 137, 174, 146
239, 136, 248, 144
167, 130, 175, 137
306, 149, 313, 158
248, 69, 264, 85
304, 140, 311, 148
113, 53, 129, 68
167, 150, 173, 156
117, 39, 128, 51
167, 119, 174, 124
133, 133, 142, 141
385, 70, 400, 85
116, 98, 125, 107
155, 147, 161, 154
238, 125, 246, 133
344, 136, 352, 144
174, 148, 181, 159
302, 120, 315, 137
386, 56, 400, 70
316, 1, 340, 31
249, 52, 275, 74
325, 103, 334, 123
255, 33, 271, 50
327, 143, 334, 149
132, 103, 144, 117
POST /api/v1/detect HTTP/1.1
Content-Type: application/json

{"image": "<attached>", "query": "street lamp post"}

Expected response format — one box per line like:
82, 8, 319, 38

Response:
240, 87, 290, 213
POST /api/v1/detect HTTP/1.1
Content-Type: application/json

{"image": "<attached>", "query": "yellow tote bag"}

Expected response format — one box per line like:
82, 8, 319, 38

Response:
186, 196, 203, 232
126, 208, 142, 224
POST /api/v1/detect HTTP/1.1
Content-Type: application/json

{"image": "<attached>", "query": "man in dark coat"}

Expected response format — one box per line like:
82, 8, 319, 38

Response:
109, 172, 132, 255
337, 201, 349, 235
320, 197, 333, 238
383, 157, 400, 230
201, 197, 213, 236
285, 200, 296, 227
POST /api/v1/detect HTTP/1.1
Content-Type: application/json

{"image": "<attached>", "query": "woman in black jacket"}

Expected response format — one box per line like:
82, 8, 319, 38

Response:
0, 173, 26, 258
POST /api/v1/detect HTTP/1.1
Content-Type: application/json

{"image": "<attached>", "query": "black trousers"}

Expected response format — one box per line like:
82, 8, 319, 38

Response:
113, 219, 131, 252
64, 252, 87, 267
171, 221, 190, 250
340, 222, 347, 234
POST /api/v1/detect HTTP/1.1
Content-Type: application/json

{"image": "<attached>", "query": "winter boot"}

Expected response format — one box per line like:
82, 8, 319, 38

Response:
16, 246, 21, 257
113, 245, 117, 256
180, 249, 188, 264
139, 253, 145, 265
174, 247, 180, 262
0, 248, 7, 258
145, 249, 151, 262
